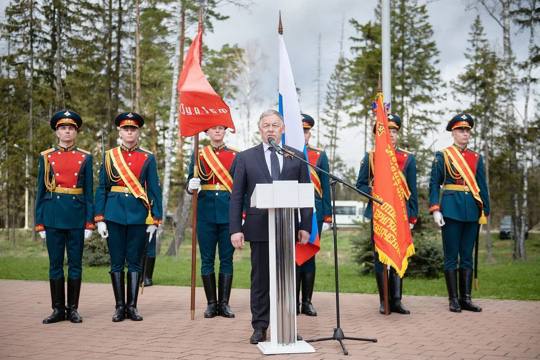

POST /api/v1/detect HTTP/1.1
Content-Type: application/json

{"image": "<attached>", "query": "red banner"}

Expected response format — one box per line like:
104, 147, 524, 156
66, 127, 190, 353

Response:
178, 27, 235, 137
372, 94, 414, 278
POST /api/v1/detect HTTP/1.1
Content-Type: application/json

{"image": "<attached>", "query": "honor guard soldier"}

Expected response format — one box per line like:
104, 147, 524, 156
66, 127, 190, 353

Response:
187, 125, 237, 318
296, 113, 332, 316
429, 113, 489, 313
356, 113, 418, 315
35, 110, 95, 324
94, 112, 163, 322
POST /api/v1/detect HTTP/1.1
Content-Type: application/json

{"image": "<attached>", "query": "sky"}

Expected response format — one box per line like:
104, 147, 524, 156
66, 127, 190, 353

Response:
201, 0, 535, 170
0, 0, 536, 173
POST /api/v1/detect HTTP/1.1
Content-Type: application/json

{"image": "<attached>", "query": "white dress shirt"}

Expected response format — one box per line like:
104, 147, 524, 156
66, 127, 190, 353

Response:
263, 142, 283, 175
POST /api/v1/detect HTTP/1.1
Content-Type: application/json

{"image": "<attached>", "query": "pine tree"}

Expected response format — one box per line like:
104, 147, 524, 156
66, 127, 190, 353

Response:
347, 1, 443, 176
321, 55, 348, 175
391, 0, 442, 173
346, 19, 381, 155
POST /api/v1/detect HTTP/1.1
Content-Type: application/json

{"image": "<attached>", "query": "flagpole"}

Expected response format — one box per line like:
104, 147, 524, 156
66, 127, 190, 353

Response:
189, 6, 204, 321
381, 0, 391, 107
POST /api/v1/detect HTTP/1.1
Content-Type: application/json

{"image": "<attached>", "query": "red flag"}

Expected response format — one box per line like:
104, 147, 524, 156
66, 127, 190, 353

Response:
372, 93, 415, 277
178, 28, 235, 136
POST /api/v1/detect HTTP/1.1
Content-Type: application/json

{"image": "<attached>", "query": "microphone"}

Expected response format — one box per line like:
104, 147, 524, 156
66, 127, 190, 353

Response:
268, 137, 278, 149
268, 137, 284, 154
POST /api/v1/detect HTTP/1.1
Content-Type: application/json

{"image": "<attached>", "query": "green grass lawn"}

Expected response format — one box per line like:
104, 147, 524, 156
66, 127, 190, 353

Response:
1, 228, 539, 300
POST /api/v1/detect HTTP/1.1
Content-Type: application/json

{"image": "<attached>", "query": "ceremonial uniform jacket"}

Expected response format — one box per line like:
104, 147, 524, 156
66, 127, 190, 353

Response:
187, 145, 237, 225
94, 145, 162, 226
35, 146, 94, 231
428, 145, 490, 222
306, 145, 332, 223
356, 148, 418, 224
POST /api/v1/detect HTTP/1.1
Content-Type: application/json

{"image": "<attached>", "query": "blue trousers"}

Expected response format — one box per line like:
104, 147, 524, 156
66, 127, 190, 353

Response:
197, 220, 234, 275
46, 228, 84, 279
106, 221, 147, 273
441, 217, 478, 271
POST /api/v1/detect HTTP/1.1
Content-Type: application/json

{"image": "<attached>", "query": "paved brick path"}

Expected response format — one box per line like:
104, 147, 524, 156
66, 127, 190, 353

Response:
1, 280, 539, 359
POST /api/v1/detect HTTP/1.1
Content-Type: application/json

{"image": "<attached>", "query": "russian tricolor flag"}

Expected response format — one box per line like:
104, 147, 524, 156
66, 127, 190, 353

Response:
278, 28, 320, 266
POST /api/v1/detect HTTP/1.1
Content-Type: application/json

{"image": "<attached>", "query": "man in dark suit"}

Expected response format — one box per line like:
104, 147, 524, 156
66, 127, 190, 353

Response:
229, 109, 312, 344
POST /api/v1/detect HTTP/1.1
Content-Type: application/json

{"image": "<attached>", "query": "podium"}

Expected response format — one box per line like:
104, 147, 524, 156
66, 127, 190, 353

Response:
250, 181, 316, 355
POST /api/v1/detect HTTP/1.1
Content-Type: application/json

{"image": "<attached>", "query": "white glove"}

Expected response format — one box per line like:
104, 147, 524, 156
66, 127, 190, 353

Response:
433, 211, 445, 227
188, 178, 201, 192
146, 225, 157, 241
409, 223, 415, 230
38, 231, 46, 240
322, 223, 331, 232
97, 221, 109, 239
84, 229, 93, 240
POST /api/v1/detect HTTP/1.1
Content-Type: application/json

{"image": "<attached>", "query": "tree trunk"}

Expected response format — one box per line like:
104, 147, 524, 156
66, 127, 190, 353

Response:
54, 6, 64, 108
172, 2, 188, 252
316, 33, 322, 148
106, 0, 114, 146
134, 0, 141, 113
517, 0, 537, 261
26, 0, 35, 232
480, 0, 524, 259
158, 0, 184, 253
114, 0, 123, 115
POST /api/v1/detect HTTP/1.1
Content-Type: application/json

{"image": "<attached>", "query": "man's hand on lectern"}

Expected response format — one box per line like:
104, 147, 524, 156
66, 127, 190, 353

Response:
298, 230, 310, 245
231, 232, 245, 249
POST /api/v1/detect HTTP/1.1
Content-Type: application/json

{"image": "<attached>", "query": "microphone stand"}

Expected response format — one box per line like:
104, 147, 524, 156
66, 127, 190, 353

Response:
270, 140, 379, 355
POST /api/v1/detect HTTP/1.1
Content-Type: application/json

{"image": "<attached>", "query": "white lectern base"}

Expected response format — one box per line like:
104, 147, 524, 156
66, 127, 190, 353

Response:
257, 340, 315, 355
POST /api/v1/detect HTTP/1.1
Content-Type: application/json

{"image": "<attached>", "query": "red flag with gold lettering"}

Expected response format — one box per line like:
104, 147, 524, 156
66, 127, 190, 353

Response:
178, 27, 235, 136
372, 93, 415, 277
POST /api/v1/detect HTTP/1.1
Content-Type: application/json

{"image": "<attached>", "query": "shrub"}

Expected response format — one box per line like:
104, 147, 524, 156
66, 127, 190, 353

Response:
351, 225, 443, 278
83, 234, 110, 267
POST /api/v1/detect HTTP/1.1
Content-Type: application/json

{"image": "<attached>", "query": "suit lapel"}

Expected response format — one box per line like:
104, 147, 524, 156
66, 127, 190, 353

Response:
255, 143, 272, 182
279, 146, 294, 180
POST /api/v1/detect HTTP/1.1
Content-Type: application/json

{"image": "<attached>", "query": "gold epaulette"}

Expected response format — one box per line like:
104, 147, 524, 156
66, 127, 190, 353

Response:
40, 148, 55, 156
397, 147, 412, 154
138, 147, 153, 155
226, 145, 240, 153
77, 147, 91, 155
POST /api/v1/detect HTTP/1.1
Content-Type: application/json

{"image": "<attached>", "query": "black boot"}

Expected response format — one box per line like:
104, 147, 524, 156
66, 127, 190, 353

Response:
459, 268, 482, 312
111, 272, 126, 322
66, 278, 83, 323
296, 270, 301, 315
43, 277, 66, 324
389, 270, 410, 314
218, 273, 235, 318
301, 271, 317, 316
375, 271, 386, 314
444, 270, 461, 313
126, 272, 143, 321
202, 273, 218, 318
143, 257, 155, 287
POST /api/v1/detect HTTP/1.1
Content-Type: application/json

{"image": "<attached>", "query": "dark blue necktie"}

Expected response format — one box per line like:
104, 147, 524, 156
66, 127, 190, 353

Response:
269, 147, 280, 180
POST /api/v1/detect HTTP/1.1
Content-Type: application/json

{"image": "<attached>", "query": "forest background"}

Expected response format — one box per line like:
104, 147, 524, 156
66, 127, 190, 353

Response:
0, 0, 538, 262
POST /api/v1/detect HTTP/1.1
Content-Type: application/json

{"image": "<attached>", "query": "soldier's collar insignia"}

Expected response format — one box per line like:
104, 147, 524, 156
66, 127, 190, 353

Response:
121, 143, 138, 152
